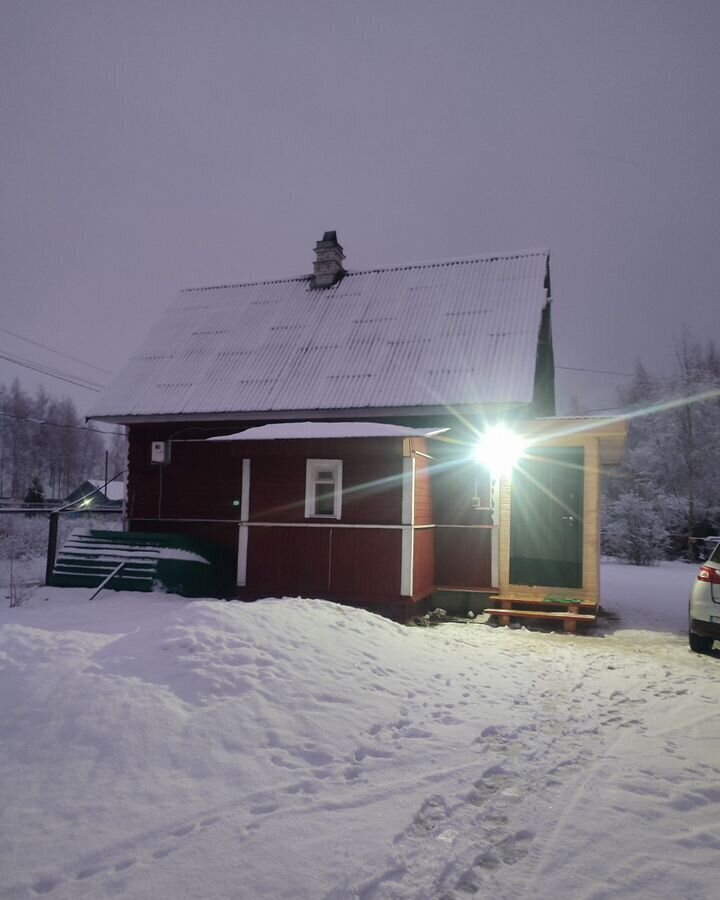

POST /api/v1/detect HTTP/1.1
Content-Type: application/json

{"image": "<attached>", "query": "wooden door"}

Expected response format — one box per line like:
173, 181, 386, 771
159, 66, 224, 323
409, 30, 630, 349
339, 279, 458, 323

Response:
509, 447, 584, 588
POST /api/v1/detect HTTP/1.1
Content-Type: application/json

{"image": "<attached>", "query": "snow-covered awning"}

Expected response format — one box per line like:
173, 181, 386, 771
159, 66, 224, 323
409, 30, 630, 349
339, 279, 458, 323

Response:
207, 422, 449, 441
522, 416, 628, 465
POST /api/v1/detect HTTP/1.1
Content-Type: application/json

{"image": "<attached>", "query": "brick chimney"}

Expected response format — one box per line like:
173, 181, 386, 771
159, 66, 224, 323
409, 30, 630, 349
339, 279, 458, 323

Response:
313, 230, 345, 288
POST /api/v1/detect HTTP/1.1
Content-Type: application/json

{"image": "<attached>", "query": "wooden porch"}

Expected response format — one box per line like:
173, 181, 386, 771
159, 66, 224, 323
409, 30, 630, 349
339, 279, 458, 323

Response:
484, 593, 598, 633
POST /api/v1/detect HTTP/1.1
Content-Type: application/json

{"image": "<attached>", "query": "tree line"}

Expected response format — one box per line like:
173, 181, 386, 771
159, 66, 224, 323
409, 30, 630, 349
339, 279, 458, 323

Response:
603, 336, 720, 563
0, 379, 126, 502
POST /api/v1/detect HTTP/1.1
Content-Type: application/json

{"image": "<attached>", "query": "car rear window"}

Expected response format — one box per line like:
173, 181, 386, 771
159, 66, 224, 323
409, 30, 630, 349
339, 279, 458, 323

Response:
709, 540, 720, 563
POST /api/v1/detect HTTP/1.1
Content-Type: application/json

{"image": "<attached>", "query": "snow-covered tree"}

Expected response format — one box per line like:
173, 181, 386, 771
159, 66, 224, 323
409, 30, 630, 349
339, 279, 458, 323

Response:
604, 335, 720, 559
0, 380, 107, 500
603, 492, 669, 565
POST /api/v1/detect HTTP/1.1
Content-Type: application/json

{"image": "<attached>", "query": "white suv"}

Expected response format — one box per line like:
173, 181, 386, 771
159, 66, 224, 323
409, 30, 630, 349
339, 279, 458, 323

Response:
689, 541, 720, 653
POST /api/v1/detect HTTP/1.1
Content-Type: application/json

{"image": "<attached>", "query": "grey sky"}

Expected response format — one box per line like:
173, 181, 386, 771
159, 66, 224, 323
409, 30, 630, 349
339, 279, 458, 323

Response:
2, 0, 719, 416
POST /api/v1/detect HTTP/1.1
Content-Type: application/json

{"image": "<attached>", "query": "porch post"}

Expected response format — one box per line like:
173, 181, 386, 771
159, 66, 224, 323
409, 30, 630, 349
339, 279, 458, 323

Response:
490, 474, 500, 588
237, 458, 251, 587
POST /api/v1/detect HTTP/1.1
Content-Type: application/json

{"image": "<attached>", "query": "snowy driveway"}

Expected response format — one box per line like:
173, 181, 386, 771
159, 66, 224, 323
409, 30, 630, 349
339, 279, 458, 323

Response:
0, 562, 718, 900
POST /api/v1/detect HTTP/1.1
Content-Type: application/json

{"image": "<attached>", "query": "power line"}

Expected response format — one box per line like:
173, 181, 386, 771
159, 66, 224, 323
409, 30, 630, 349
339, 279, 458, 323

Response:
556, 365, 635, 378
0, 409, 122, 437
0, 349, 105, 392
0, 326, 115, 375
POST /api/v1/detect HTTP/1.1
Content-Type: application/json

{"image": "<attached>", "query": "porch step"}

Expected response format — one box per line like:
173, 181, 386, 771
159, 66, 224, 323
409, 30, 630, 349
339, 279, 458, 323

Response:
50, 532, 160, 591
485, 594, 598, 633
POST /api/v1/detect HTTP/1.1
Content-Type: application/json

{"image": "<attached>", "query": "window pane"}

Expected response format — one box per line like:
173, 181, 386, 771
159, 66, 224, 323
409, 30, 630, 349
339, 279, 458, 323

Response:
317, 470, 334, 481
314, 485, 335, 516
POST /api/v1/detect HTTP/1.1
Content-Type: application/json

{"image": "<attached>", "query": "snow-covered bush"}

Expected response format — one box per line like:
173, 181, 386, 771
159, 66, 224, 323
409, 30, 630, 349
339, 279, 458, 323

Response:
603, 492, 669, 565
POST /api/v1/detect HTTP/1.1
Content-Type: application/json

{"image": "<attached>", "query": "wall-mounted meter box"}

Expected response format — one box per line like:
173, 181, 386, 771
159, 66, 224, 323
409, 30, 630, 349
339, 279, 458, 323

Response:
151, 441, 171, 464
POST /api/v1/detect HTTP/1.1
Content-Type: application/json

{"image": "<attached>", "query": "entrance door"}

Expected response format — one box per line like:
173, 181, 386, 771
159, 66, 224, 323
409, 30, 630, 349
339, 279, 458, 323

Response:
509, 447, 584, 588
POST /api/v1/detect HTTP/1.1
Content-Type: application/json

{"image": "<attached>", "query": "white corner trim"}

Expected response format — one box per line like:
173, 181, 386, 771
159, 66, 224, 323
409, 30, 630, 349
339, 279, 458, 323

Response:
237, 524, 249, 586
240, 458, 251, 522
401, 457, 416, 526
401, 526, 414, 597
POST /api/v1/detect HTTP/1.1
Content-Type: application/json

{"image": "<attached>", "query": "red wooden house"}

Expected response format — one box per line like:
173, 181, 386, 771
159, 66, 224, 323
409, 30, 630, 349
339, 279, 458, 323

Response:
90, 232, 625, 621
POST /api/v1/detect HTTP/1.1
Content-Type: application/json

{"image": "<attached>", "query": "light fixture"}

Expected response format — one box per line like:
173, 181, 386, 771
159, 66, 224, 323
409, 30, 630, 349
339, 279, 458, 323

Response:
474, 425, 527, 477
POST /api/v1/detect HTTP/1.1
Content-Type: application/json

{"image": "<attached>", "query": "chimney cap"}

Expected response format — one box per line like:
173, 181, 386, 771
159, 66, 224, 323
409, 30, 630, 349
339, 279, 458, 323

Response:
318, 230, 339, 245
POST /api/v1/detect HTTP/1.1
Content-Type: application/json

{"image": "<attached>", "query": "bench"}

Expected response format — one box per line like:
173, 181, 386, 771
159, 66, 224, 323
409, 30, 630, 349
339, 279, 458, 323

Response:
484, 594, 598, 633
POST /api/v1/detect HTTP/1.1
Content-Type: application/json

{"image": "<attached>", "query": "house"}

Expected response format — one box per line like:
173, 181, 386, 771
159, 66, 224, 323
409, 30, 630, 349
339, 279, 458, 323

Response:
64, 478, 125, 509
90, 231, 626, 622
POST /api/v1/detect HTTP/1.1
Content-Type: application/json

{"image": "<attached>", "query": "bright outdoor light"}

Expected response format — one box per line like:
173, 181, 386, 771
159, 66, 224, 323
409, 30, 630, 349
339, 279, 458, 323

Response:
474, 425, 527, 476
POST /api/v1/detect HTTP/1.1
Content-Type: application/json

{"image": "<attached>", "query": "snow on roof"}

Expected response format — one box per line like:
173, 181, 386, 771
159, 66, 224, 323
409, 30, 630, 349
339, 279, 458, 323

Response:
207, 422, 449, 441
90, 249, 550, 421
88, 479, 125, 502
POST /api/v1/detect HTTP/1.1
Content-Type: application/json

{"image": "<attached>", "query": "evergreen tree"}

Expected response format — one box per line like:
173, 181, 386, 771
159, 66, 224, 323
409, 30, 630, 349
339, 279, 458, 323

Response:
24, 476, 45, 505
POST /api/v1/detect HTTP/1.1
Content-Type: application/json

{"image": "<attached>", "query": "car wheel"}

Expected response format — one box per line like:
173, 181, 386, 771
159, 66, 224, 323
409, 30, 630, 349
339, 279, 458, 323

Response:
689, 631, 714, 654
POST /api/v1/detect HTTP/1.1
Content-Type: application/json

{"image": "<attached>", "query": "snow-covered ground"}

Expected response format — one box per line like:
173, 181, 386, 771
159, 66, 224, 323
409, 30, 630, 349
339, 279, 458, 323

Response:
0, 561, 718, 900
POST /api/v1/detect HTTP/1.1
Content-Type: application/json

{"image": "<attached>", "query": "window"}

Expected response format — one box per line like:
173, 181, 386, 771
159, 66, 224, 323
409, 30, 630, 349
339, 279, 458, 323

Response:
305, 459, 342, 519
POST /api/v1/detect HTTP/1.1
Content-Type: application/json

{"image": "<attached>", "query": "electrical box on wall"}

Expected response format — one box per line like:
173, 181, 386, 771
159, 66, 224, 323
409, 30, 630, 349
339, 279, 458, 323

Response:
150, 441, 171, 465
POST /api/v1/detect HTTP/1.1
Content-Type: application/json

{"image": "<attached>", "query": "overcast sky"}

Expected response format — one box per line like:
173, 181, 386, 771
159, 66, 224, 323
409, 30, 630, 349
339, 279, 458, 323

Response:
2, 0, 719, 418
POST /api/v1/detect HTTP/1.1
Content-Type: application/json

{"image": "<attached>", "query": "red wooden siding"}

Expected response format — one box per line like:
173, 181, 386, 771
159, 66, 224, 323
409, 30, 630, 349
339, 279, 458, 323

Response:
413, 528, 435, 599
127, 426, 243, 557
127, 431, 161, 519
247, 527, 330, 595
247, 526, 402, 599
129, 518, 239, 555
435, 527, 492, 589
432, 457, 491, 526
127, 427, 243, 522
413, 452, 433, 525
249, 455, 307, 522
329, 528, 402, 595
247, 438, 404, 525
160, 442, 241, 519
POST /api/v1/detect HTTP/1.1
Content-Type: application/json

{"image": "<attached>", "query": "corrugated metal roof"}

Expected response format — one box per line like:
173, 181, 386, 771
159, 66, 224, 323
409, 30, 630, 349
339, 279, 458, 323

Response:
90, 250, 550, 421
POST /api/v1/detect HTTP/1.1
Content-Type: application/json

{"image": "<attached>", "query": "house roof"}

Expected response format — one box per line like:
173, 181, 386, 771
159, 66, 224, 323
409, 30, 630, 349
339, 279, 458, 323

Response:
90, 248, 551, 422
522, 416, 629, 465
207, 422, 449, 441
87, 479, 125, 502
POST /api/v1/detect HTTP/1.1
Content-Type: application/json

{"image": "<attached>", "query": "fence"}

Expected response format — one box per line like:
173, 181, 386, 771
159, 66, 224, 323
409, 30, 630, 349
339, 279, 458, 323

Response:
0, 506, 123, 599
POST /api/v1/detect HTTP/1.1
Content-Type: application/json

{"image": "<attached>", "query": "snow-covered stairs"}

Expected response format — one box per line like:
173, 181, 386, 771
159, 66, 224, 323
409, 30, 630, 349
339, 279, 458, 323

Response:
49, 531, 161, 591
48, 528, 235, 597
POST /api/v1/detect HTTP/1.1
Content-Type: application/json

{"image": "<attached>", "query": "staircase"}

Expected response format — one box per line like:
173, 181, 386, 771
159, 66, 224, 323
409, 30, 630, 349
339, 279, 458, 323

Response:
50, 531, 163, 591
48, 529, 231, 597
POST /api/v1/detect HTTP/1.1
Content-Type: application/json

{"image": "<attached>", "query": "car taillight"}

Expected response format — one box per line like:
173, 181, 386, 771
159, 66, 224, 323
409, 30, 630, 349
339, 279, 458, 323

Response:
698, 566, 720, 585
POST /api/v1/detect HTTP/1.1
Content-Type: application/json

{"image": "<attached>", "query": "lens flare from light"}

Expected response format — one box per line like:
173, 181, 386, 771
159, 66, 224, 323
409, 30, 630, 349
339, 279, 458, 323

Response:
474, 425, 527, 476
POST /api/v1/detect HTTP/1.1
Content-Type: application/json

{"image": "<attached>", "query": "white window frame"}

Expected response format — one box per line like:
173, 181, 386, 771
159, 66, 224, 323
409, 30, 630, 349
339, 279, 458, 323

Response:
305, 459, 343, 520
